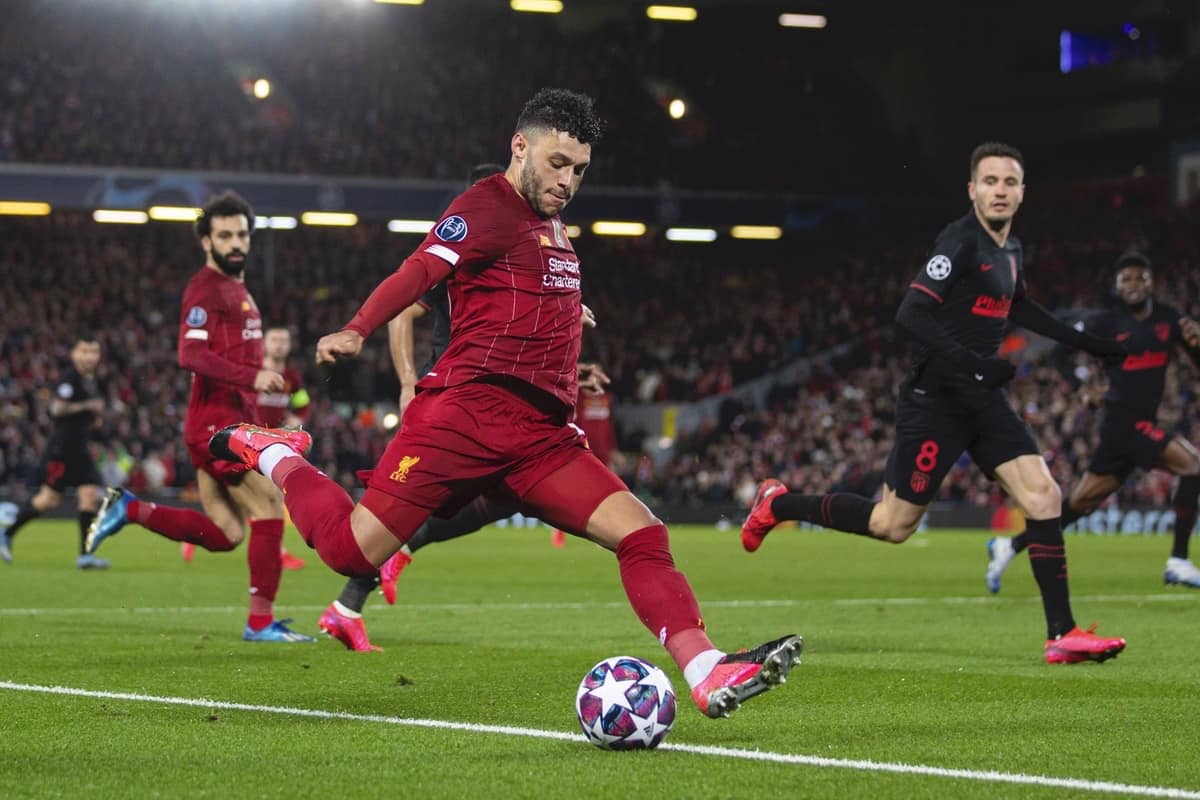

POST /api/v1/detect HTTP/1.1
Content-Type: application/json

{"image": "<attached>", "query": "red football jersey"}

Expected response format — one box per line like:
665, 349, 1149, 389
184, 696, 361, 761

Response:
255, 366, 308, 427
414, 174, 582, 409
178, 266, 264, 443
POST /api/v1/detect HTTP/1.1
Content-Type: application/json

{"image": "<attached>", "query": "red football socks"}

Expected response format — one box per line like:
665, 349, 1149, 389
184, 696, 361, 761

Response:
128, 500, 235, 551
280, 464, 375, 576
615, 524, 714, 671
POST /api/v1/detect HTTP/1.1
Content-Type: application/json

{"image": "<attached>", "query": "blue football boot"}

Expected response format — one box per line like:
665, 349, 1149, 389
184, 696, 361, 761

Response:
243, 619, 316, 643
87, 487, 136, 554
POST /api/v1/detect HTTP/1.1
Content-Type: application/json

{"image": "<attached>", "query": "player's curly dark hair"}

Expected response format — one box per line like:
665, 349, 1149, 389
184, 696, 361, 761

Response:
515, 88, 605, 145
194, 190, 255, 240
1114, 250, 1152, 273
970, 142, 1024, 179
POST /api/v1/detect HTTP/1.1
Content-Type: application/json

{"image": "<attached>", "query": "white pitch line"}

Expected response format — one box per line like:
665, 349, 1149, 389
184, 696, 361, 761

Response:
0, 593, 1194, 617
1, 681, 1197, 799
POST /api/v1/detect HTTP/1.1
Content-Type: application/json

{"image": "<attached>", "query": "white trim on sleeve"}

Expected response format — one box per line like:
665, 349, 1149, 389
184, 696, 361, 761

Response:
184, 329, 209, 340
424, 244, 461, 266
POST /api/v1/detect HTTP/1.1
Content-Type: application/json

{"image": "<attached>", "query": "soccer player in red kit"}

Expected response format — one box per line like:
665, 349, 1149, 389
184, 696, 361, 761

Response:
256, 327, 310, 429
180, 325, 310, 567
88, 191, 312, 643
212, 89, 801, 716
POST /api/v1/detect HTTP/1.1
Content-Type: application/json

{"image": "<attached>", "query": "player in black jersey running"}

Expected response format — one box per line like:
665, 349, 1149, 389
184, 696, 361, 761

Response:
741, 142, 1131, 663
986, 251, 1200, 591
0, 333, 110, 569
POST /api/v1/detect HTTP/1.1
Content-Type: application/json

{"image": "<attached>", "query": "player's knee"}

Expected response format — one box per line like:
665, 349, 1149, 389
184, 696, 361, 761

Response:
872, 516, 920, 543
1022, 479, 1062, 519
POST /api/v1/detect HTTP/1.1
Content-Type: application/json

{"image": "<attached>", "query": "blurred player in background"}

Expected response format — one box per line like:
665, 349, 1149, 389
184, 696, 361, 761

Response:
0, 333, 110, 569
87, 191, 312, 643
742, 142, 1129, 664
986, 251, 1200, 591
213, 88, 801, 720
180, 325, 309, 569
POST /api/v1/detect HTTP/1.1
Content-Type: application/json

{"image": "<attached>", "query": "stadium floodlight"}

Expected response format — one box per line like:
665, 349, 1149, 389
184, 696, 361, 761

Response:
510, 0, 563, 13
646, 5, 697, 21
0, 201, 51, 216
665, 227, 717, 242
301, 211, 358, 227
565, 224, 582, 238
262, 216, 298, 230
387, 219, 436, 234
93, 209, 149, 224
592, 221, 647, 236
778, 13, 827, 28
730, 225, 783, 240
252, 79, 271, 100
148, 206, 201, 222
668, 98, 686, 119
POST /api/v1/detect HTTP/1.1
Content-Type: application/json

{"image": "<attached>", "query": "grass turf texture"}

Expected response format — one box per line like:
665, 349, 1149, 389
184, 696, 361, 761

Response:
2, 521, 1198, 799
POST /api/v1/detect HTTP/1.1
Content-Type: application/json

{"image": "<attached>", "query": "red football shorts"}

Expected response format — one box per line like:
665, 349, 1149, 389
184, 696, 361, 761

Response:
185, 407, 252, 485
362, 381, 626, 537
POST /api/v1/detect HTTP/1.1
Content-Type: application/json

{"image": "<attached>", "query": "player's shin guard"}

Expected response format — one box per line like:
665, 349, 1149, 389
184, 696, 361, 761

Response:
129, 500, 236, 551
1013, 498, 1076, 555
280, 465, 375, 577
78, 510, 96, 555
772, 492, 873, 535
615, 524, 714, 671
1026, 517, 1075, 638
337, 575, 380, 614
1171, 476, 1200, 560
247, 519, 284, 617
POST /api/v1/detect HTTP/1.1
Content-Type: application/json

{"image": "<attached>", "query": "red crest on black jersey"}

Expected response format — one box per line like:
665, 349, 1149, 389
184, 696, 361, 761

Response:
1156, 322, 1171, 342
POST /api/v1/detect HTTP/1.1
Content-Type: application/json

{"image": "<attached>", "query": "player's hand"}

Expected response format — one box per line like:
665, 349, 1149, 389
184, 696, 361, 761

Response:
966, 356, 1015, 388
83, 398, 105, 413
577, 362, 610, 395
1181, 317, 1200, 349
399, 383, 417, 416
316, 329, 364, 365
254, 369, 286, 392
580, 304, 596, 329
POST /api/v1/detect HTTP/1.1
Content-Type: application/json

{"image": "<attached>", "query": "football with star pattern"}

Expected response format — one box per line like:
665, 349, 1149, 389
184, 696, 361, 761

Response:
575, 656, 676, 750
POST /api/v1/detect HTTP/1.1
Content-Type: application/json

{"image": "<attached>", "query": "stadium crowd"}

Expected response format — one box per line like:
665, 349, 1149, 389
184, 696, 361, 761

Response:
0, 0, 915, 192
2, 191, 1198, 515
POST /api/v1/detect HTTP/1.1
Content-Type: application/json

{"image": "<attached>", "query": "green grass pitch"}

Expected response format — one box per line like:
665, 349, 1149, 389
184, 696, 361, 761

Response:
2, 520, 1198, 799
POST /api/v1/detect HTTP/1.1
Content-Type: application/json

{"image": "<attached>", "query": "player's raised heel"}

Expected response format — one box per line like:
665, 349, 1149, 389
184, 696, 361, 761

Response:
691, 634, 803, 718
208, 423, 313, 470
741, 479, 788, 553
86, 487, 136, 554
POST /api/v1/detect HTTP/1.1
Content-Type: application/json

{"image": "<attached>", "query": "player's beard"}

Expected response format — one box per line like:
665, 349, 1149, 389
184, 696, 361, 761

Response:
213, 249, 247, 277
519, 160, 568, 219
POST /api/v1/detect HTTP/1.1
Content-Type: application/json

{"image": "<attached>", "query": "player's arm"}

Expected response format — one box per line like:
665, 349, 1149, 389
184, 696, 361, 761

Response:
1174, 316, 1200, 366
894, 290, 1014, 385
177, 295, 277, 390
50, 386, 103, 417
320, 188, 517, 365
1008, 297, 1129, 358
895, 241, 1014, 385
387, 300, 429, 414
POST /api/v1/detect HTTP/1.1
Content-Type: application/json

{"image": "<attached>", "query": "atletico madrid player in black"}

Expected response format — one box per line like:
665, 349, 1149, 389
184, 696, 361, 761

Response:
987, 251, 1200, 591
741, 142, 1131, 664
